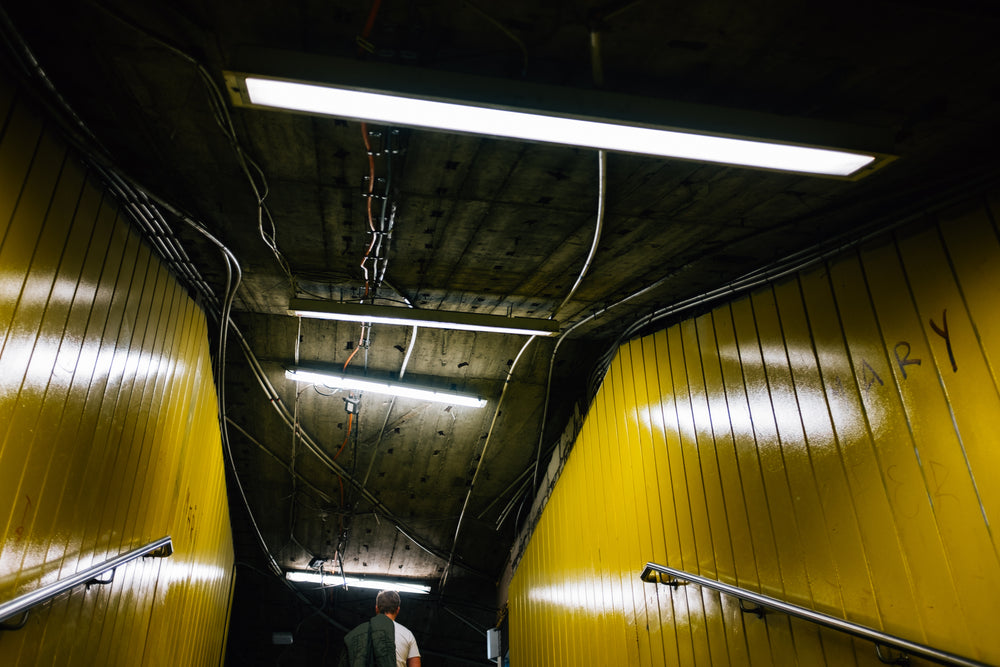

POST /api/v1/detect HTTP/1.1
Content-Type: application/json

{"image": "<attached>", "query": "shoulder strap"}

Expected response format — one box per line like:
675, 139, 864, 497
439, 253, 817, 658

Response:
366, 621, 377, 667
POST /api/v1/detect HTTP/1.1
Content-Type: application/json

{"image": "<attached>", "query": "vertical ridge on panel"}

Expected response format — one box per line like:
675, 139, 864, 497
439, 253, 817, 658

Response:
889, 224, 1000, 663
628, 338, 673, 667
860, 238, 983, 653
30, 177, 107, 662
640, 332, 686, 666
828, 251, 942, 643
610, 346, 648, 665
801, 262, 913, 638
729, 298, 800, 664
752, 288, 833, 664
777, 277, 876, 623
694, 313, 755, 665
579, 394, 610, 666
558, 472, 574, 666
4, 153, 85, 596
589, 375, 618, 662
938, 201, 1000, 395
667, 326, 712, 579
75, 223, 144, 592
679, 319, 733, 665
711, 305, 778, 602
899, 222, 1000, 541
0, 130, 69, 571
622, 340, 669, 667
762, 286, 843, 616
681, 320, 728, 580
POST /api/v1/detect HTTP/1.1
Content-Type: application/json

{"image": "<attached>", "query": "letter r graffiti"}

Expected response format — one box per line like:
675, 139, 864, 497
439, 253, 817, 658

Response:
894, 341, 922, 379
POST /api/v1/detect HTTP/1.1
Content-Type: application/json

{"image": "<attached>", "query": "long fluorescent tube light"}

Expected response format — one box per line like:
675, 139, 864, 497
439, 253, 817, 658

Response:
286, 367, 487, 409
244, 77, 873, 176
285, 571, 431, 594
225, 53, 894, 178
288, 299, 559, 337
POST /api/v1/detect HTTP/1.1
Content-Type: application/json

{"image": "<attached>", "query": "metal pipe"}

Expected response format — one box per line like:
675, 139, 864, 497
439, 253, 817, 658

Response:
641, 562, 989, 667
0, 537, 173, 624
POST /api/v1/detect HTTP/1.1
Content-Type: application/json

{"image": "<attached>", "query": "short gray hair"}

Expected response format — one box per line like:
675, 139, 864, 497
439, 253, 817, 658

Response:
376, 590, 401, 614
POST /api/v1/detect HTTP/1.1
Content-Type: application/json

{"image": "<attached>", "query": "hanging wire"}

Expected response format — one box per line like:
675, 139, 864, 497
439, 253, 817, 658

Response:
463, 1, 529, 77
441, 20, 609, 570
86, 1, 295, 289
440, 334, 537, 589
0, 0, 494, 593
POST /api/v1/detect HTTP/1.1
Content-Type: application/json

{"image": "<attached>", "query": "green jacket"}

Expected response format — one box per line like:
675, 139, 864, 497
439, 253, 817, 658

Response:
339, 614, 396, 667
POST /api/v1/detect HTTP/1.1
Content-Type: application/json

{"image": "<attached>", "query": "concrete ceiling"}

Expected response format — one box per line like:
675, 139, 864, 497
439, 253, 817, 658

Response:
4, 0, 1000, 663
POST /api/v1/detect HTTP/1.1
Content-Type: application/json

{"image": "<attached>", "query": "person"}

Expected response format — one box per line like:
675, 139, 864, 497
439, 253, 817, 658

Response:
340, 590, 421, 667
376, 590, 421, 667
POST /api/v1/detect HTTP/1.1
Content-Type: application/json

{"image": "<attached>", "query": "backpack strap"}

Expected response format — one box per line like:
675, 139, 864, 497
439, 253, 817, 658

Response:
366, 621, 377, 667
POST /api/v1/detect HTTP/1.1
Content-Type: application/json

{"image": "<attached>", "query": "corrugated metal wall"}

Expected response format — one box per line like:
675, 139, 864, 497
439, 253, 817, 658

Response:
0, 74, 235, 664
509, 197, 1000, 665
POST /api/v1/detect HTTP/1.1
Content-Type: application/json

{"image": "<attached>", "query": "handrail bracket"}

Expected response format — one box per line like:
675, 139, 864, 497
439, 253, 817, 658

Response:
738, 598, 766, 618
0, 610, 29, 632
85, 566, 116, 589
641, 569, 686, 588
877, 642, 911, 665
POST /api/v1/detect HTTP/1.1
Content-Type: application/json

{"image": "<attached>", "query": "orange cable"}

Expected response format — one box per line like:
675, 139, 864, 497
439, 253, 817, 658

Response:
334, 412, 354, 461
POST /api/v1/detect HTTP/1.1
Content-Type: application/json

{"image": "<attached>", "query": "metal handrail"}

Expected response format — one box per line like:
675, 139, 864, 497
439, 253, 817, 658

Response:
641, 561, 989, 667
0, 536, 173, 628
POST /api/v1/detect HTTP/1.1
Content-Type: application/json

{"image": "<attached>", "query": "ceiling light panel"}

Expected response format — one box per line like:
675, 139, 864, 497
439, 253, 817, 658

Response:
285, 367, 487, 409
225, 49, 895, 179
288, 299, 560, 336
285, 571, 431, 594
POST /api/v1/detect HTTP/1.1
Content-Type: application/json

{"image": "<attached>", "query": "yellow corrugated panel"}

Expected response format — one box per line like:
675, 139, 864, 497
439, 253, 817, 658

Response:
0, 76, 234, 666
509, 195, 1000, 665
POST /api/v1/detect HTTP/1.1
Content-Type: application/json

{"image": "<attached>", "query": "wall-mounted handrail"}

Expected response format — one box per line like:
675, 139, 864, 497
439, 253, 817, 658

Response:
641, 561, 989, 667
0, 536, 173, 628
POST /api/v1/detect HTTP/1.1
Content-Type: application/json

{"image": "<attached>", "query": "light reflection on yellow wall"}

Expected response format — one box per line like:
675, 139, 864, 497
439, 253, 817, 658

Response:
0, 75, 233, 665
510, 198, 1000, 665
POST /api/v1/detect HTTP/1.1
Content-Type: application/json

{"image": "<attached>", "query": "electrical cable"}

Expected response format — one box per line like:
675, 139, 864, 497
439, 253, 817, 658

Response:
529, 151, 606, 494
552, 151, 606, 318
226, 417, 335, 505
440, 334, 537, 590
87, 0, 294, 288
463, 1, 529, 76
442, 16, 609, 567
230, 321, 489, 576
1, 0, 507, 594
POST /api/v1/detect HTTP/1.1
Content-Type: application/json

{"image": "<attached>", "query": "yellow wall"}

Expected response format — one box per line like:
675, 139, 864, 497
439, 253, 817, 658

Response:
0, 74, 234, 664
510, 197, 1000, 665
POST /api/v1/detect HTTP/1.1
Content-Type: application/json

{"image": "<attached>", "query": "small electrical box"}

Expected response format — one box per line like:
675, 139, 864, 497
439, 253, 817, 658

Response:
486, 627, 500, 659
272, 632, 294, 645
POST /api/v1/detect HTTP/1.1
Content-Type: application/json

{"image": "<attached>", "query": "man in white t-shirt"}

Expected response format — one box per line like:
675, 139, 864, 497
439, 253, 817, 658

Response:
375, 590, 421, 667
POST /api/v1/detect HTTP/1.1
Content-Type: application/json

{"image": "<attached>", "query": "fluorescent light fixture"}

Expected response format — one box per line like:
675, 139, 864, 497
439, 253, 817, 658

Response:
286, 367, 487, 409
285, 570, 431, 594
244, 77, 873, 176
288, 298, 559, 337
224, 52, 894, 178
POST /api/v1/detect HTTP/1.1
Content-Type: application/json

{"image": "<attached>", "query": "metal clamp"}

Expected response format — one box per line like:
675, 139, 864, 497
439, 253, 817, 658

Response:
0, 611, 29, 632
876, 643, 910, 665
739, 599, 766, 618
85, 567, 116, 589
641, 570, 686, 588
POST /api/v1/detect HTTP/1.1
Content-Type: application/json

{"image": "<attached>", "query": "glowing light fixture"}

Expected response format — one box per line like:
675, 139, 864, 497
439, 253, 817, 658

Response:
288, 298, 559, 337
225, 51, 894, 178
285, 367, 487, 409
285, 570, 431, 594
